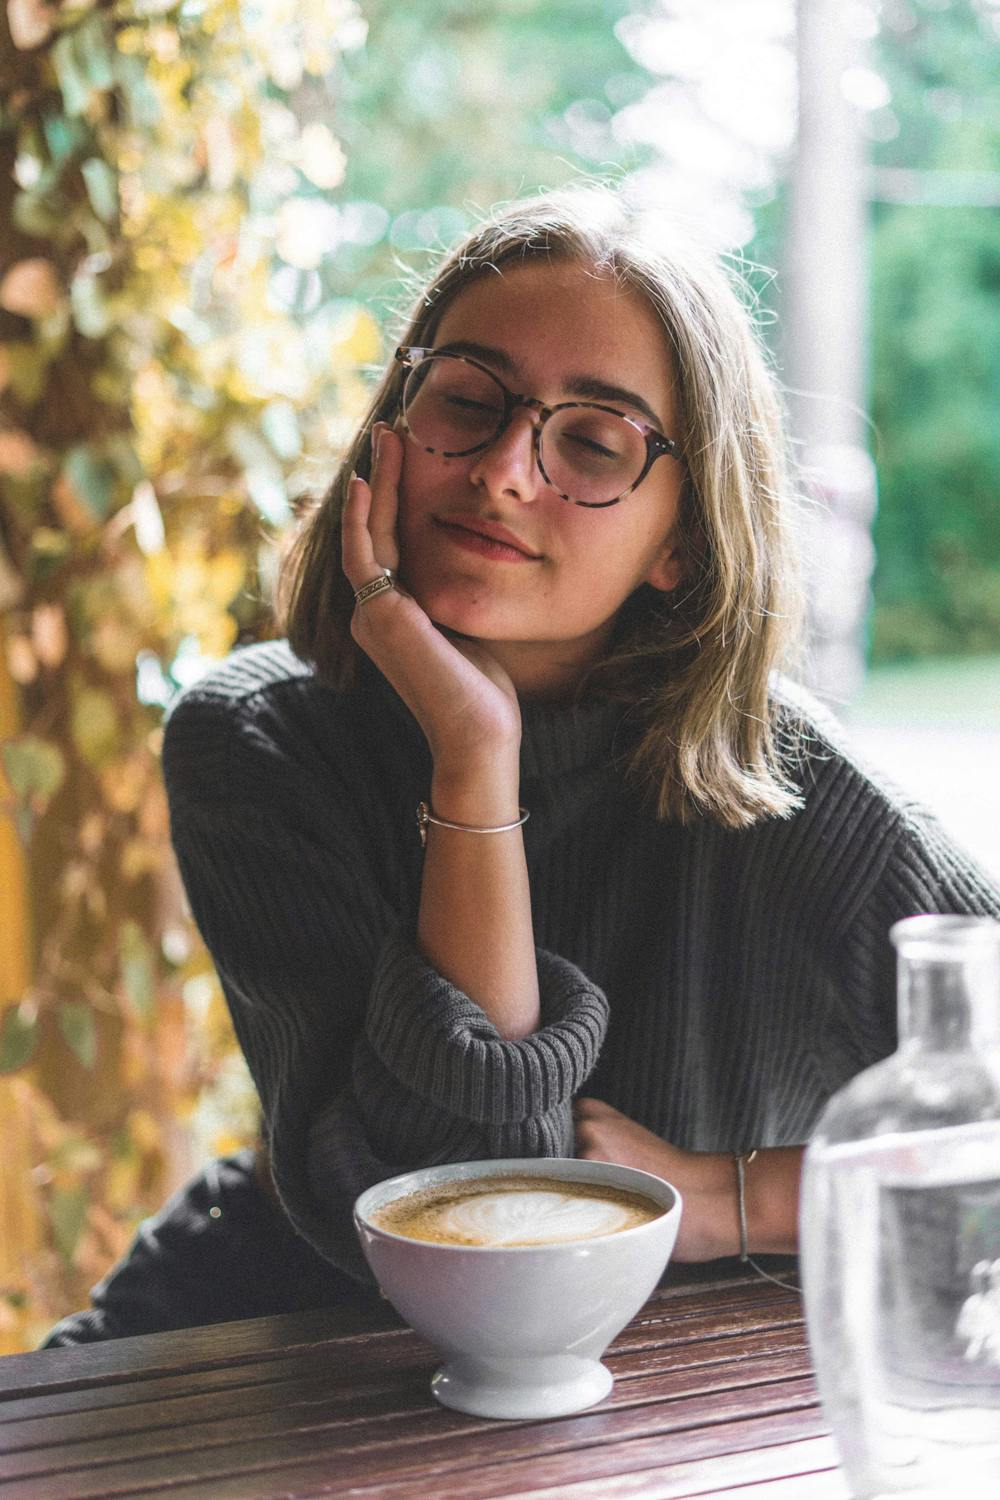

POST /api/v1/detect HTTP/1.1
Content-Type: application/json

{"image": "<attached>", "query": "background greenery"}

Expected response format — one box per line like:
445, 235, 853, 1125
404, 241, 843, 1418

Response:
869, 0, 1000, 660
1, 0, 998, 1351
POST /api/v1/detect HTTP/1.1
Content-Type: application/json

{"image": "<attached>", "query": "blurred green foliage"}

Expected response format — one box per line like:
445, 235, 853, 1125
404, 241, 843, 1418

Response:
869, 0, 1000, 661
283, 0, 650, 318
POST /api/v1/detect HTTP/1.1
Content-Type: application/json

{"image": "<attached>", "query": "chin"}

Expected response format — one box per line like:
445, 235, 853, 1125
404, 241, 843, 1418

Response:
408, 578, 522, 642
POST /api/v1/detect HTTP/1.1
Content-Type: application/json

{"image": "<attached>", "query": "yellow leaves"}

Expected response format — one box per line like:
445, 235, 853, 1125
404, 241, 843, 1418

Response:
120, 837, 162, 882
1, 342, 47, 405
0, 259, 63, 319
0, 0, 373, 1354
126, 1107, 161, 1157
1, 734, 66, 811
331, 305, 381, 368
146, 57, 195, 114
116, 26, 145, 57
98, 752, 147, 815
145, 541, 245, 656
87, 613, 142, 674
70, 685, 120, 766
72, 565, 153, 674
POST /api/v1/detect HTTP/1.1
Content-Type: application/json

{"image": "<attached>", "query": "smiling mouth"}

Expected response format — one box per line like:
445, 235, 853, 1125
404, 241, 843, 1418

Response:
433, 517, 542, 561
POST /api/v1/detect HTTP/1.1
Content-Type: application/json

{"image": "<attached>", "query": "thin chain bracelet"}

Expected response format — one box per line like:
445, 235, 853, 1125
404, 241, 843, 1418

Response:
735, 1150, 801, 1294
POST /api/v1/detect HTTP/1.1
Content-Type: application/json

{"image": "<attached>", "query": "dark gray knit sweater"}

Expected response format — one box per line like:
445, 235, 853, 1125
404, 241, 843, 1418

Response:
162, 639, 1000, 1281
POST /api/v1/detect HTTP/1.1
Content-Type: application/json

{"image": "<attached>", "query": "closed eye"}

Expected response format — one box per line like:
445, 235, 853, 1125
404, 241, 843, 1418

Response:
445, 394, 502, 414
564, 432, 620, 461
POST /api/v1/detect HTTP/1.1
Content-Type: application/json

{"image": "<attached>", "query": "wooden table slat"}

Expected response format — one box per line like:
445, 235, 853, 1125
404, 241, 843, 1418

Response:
0, 1372, 822, 1499
0, 1336, 813, 1453
0, 1263, 835, 1500
0, 1268, 800, 1405
0, 1303, 405, 1402
1, 1404, 830, 1500
487, 1436, 846, 1500
0, 1338, 814, 1469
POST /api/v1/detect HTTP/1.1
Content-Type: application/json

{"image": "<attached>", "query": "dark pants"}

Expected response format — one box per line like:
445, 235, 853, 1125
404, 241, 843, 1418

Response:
41, 1150, 376, 1347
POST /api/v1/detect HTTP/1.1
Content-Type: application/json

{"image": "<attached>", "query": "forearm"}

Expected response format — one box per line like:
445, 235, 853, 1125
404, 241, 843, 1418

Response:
417, 755, 540, 1040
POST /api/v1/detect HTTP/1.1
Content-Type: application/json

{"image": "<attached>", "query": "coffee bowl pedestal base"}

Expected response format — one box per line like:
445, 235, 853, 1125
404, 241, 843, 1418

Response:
431, 1353, 613, 1420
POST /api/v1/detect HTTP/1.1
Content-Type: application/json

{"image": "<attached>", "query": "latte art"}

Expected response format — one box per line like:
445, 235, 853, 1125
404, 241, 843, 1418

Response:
443, 1190, 634, 1245
372, 1173, 664, 1247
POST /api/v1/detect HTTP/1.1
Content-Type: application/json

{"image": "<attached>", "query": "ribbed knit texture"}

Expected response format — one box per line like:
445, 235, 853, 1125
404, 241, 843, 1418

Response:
163, 640, 1000, 1282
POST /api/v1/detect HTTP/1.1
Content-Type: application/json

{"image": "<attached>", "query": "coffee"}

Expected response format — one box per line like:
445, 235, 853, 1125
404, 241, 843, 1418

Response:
371, 1173, 664, 1247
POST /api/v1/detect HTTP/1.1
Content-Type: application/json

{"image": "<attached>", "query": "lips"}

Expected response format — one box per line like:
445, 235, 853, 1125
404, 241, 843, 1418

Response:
434, 513, 542, 559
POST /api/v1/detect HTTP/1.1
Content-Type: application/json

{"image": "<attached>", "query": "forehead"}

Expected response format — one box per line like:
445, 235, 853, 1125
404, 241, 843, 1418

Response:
432, 259, 678, 420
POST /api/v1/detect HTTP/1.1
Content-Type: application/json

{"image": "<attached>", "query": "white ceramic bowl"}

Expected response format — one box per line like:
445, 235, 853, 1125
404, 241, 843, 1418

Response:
354, 1156, 682, 1419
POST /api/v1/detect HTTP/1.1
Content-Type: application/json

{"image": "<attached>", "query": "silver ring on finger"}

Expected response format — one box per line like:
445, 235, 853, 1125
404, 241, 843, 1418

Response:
354, 569, 396, 606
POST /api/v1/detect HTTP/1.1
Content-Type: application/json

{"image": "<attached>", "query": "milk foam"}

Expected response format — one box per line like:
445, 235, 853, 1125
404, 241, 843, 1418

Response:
441, 1189, 632, 1246
372, 1173, 663, 1246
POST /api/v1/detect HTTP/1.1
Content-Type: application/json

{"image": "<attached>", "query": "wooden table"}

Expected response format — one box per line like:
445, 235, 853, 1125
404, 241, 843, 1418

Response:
0, 1262, 849, 1499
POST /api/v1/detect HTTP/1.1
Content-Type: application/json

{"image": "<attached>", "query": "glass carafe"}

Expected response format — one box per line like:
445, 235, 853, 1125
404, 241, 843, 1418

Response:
800, 914, 1000, 1497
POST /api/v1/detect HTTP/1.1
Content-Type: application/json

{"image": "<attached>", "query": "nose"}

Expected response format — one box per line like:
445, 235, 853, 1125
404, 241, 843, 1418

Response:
466, 403, 544, 504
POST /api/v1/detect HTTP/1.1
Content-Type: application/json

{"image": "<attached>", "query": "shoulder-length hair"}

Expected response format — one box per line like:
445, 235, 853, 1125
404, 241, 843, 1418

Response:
277, 188, 804, 829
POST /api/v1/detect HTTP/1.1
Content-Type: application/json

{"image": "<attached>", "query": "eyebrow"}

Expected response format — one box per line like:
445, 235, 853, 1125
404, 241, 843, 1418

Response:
435, 339, 668, 432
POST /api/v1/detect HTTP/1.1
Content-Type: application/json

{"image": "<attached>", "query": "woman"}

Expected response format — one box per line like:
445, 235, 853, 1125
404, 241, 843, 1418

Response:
44, 188, 1000, 1344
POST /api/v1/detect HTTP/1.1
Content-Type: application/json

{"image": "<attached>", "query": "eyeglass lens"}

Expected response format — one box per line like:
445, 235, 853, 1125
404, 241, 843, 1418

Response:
402, 356, 648, 506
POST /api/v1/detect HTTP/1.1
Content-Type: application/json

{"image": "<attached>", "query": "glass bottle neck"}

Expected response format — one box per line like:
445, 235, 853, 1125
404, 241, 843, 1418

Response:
897, 950, 1000, 1052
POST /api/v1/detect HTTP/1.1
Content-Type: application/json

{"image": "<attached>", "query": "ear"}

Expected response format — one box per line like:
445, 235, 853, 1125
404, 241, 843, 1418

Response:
643, 537, 684, 595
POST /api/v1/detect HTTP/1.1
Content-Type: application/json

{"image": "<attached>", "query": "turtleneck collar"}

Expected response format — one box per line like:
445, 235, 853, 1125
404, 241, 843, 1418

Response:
518, 693, 626, 780
359, 658, 627, 782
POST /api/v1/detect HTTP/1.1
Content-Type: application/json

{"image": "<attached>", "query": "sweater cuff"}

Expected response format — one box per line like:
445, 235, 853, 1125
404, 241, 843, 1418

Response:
365, 932, 608, 1124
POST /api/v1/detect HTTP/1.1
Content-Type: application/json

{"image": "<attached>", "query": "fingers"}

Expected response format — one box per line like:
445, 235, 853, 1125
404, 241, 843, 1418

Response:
341, 474, 380, 593
341, 422, 401, 593
573, 1097, 618, 1121
368, 423, 402, 568
573, 1097, 613, 1161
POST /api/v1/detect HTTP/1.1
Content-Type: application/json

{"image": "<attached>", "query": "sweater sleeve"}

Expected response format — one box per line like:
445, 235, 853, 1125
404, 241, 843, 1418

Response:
162, 683, 609, 1279
833, 791, 1000, 1066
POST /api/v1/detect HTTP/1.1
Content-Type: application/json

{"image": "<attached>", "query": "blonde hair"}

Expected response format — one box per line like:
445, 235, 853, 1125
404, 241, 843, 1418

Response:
278, 188, 804, 828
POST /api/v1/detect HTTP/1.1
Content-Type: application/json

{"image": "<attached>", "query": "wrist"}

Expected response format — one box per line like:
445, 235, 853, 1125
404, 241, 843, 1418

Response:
681, 1151, 745, 1261
741, 1147, 803, 1257
430, 760, 521, 825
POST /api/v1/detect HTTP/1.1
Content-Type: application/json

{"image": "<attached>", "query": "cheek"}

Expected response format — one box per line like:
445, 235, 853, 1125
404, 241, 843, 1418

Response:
559, 510, 658, 579
398, 446, 467, 519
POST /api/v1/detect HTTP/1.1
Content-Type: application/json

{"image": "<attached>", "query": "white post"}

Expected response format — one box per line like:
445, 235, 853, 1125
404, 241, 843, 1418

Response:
784, 0, 878, 706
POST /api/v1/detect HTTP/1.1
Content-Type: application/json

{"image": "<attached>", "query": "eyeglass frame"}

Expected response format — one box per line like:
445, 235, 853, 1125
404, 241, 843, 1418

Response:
393, 345, 684, 509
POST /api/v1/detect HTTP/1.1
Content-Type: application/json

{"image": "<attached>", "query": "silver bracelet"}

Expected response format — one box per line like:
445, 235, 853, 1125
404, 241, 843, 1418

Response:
735, 1149, 758, 1262
417, 800, 529, 848
735, 1149, 801, 1294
